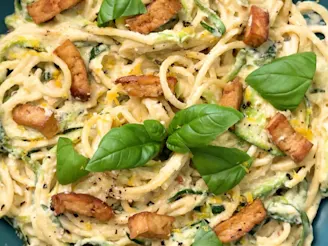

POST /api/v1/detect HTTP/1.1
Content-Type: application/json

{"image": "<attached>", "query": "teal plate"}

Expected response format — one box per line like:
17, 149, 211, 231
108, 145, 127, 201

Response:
0, 0, 328, 245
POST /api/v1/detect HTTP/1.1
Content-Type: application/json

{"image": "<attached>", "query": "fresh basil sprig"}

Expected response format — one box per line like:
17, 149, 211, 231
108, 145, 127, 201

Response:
167, 104, 243, 153
56, 138, 89, 185
194, 0, 226, 37
97, 0, 147, 27
86, 120, 166, 172
192, 220, 223, 246
246, 52, 316, 110
191, 146, 252, 195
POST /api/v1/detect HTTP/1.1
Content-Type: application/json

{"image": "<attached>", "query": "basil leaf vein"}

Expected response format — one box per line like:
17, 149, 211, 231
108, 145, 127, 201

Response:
56, 137, 89, 185
86, 121, 166, 172
191, 146, 252, 195
167, 104, 243, 153
192, 220, 223, 246
97, 0, 147, 27
246, 52, 316, 110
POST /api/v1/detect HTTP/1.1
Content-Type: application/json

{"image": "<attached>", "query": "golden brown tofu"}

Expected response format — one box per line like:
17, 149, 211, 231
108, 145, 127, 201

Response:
12, 104, 59, 139
54, 40, 91, 101
214, 199, 266, 243
115, 75, 177, 98
51, 192, 113, 221
128, 212, 175, 239
27, 0, 83, 24
126, 0, 181, 34
219, 78, 244, 110
243, 6, 269, 48
267, 113, 313, 163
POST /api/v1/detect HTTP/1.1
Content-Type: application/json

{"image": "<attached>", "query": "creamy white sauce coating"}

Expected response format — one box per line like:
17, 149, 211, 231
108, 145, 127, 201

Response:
0, 0, 327, 245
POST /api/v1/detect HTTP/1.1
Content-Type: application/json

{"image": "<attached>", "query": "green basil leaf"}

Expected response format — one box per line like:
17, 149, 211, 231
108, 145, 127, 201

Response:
97, 0, 147, 27
194, 0, 226, 37
144, 120, 167, 142
167, 105, 243, 153
192, 220, 223, 246
246, 52, 316, 110
56, 138, 89, 185
86, 123, 163, 172
191, 146, 252, 195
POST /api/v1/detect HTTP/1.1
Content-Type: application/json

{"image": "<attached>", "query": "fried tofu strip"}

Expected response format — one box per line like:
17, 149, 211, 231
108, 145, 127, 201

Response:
219, 78, 243, 110
267, 113, 313, 163
51, 192, 113, 221
27, 0, 83, 24
115, 75, 177, 98
243, 6, 269, 48
54, 40, 91, 101
126, 0, 182, 34
128, 212, 175, 239
214, 199, 266, 243
13, 104, 59, 139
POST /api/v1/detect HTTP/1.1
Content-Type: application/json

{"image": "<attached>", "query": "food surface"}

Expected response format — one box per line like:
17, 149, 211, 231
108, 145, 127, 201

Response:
0, 0, 327, 245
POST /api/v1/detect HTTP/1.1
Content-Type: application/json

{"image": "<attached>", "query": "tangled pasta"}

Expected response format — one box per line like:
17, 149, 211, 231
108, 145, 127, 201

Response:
0, 0, 327, 245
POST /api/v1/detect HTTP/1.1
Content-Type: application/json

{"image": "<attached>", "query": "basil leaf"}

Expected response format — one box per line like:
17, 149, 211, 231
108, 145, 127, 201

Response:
97, 0, 147, 27
246, 52, 316, 110
56, 138, 89, 185
144, 120, 167, 142
192, 220, 223, 246
86, 123, 163, 172
191, 146, 252, 195
194, 0, 226, 37
167, 105, 243, 153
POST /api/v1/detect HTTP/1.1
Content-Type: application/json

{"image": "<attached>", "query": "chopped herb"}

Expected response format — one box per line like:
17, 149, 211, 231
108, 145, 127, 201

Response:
211, 205, 225, 214
168, 189, 205, 203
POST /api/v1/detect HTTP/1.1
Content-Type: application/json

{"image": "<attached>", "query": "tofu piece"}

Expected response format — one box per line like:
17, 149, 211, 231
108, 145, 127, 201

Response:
128, 212, 175, 239
214, 199, 266, 243
115, 75, 177, 98
219, 78, 244, 110
54, 40, 91, 101
27, 0, 83, 24
51, 192, 113, 221
243, 6, 269, 48
12, 104, 59, 139
267, 113, 313, 163
126, 0, 182, 34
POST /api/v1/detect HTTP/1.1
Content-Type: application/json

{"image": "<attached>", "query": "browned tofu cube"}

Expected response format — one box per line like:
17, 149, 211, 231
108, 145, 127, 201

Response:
51, 192, 114, 221
54, 40, 91, 101
126, 0, 182, 34
115, 75, 177, 98
128, 212, 175, 239
219, 77, 244, 110
12, 104, 59, 139
267, 113, 313, 163
243, 6, 269, 48
27, 0, 83, 24
214, 199, 266, 243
